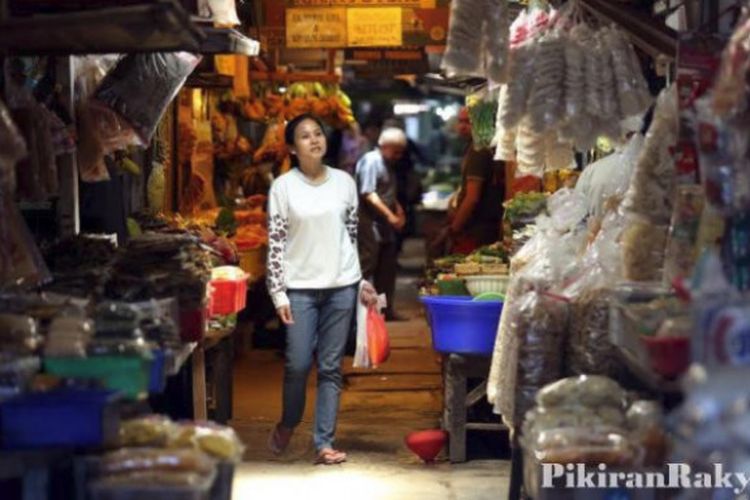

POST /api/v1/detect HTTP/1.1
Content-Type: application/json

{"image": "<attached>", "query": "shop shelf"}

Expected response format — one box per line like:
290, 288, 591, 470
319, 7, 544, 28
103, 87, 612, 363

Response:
420, 296, 503, 356
0, 389, 120, 449
44, 355, 152, 400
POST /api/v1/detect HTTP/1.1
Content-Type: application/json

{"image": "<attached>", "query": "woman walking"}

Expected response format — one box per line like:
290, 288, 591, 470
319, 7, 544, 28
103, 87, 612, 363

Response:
266, 114, 374, 465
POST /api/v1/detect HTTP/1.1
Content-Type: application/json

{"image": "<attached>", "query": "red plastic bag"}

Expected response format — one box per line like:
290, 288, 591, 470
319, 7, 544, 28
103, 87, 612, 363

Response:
366, 307, 390, 367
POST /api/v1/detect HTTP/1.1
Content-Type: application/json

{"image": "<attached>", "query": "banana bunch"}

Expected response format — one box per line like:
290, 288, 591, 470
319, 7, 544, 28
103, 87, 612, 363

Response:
237, 83, 355, 129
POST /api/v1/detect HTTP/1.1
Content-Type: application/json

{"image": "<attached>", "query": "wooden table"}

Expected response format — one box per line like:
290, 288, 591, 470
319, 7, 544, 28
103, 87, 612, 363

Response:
443, 354, 507, 463
192, 327, 235, 421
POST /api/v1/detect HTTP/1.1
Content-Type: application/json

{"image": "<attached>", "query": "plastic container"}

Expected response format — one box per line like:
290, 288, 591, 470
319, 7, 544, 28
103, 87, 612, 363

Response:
641, 336, 691, 379
0, 388, 120, 449
209, 266, 248, 316
148, 349, 167, 394
420, 296, 503, 355
180, 307, 207, 342
44, 355, 152, 400
464, 274, 510, 297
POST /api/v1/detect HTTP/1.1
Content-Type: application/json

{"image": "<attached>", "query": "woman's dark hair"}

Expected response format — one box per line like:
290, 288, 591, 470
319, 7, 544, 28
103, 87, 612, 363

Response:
284, 113, 326, 147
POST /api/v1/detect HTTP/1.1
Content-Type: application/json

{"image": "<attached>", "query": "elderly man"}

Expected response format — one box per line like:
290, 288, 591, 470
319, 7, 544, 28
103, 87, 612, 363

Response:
356, 127, 407, 321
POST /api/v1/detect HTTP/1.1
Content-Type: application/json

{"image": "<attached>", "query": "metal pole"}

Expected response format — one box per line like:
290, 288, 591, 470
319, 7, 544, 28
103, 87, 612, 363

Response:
55, 56, 80, 236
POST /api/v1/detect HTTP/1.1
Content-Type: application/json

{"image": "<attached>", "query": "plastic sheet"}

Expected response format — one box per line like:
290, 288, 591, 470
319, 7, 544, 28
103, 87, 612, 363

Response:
441, 0, 487, 78
0, 97, 26, 193
94, 52, 201, 145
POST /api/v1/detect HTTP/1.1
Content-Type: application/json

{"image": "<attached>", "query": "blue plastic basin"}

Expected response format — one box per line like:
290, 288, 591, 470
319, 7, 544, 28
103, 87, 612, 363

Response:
0, 389, 120, 449
420, 296, 503, 356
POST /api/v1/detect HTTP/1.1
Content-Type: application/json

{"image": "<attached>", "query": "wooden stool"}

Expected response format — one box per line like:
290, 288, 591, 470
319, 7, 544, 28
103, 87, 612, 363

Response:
443, 353, 507, 463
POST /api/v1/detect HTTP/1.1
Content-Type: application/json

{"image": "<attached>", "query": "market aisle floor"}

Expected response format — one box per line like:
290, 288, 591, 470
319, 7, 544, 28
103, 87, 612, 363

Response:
230, 239, 510, 499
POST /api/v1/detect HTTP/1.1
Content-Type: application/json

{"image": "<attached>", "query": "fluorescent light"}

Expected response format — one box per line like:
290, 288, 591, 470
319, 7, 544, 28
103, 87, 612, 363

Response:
393, 103, 429, 115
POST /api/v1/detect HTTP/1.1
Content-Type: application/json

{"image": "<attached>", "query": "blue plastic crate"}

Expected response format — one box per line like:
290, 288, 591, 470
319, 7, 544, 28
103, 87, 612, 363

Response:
0, 389, 120, 449
148, 349, 167, 394
420, 296, 503, 356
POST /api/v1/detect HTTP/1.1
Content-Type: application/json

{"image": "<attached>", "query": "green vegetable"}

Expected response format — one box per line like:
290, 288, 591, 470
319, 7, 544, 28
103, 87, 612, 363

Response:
126, 218, 142, 237
215, 208, 237, 235
473, 292, 504, 302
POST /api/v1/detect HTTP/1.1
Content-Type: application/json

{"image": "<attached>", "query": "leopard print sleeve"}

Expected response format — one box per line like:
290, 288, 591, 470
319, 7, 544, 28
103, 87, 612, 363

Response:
345, 205, 358, 246
345, 175, 359, 247
267, 183, 290, 308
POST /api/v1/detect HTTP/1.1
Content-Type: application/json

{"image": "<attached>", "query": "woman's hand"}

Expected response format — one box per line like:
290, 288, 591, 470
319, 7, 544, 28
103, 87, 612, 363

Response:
277, 305, 295, 325
360, 281, 379, 308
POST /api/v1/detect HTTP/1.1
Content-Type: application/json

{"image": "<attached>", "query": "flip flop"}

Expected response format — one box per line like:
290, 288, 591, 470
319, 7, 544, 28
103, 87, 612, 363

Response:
314, 448, 347, 465
268, 424, 293, 455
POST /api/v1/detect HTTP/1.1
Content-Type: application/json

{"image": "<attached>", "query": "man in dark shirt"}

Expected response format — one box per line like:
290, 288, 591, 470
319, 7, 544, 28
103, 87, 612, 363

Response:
447, 107, 505, 254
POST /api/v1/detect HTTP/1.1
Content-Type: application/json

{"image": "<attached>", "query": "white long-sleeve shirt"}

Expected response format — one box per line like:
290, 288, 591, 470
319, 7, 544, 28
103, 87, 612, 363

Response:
266, 166, 362, 309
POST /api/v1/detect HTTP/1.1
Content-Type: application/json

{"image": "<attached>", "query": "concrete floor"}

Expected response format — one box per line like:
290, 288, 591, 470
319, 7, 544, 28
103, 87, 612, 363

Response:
230, 239, 510, 499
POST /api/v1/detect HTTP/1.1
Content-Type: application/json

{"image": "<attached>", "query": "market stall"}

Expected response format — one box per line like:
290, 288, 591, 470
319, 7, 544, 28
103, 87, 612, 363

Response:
0, 1, 262, 498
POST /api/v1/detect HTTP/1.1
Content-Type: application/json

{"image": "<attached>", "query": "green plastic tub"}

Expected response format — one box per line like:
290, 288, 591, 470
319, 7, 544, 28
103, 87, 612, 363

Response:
44, 355, 152, 400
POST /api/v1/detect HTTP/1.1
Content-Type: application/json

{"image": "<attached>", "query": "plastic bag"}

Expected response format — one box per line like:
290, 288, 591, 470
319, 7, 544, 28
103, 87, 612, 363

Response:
500, 41, 538, 129
120, 415, 177, 447
199, 0, 240, 27
0, 98, 27, 193
354, 282, 386, 369
483, 0, 511, 82
527, 32, 565, 132
0, 195, 51, 289
367, 307, 390, 367
441, 0, 487, 77
169, 422, 245, 463
515, 115, 545, 178
536, 374, 627, 409
94, 52, 201, 145
99, 448, 216, 476
44, 316, 94, 357
623, 85, 679, 223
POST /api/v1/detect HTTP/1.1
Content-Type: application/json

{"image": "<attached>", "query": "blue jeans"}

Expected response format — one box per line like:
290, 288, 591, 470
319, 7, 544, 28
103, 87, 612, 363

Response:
282, 284, 357, 451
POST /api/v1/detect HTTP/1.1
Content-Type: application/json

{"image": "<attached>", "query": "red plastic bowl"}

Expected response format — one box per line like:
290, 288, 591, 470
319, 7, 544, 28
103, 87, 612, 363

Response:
405, 430, 448, 463
641, 336, 691, 379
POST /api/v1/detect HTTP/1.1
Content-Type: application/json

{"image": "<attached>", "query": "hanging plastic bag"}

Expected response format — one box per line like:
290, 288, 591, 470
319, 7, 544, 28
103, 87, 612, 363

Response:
94, 52, 201, 145
441, 0, 487, 78
354, 283, 386, 369
199, 0, 240, 27
367, 307, 390, 368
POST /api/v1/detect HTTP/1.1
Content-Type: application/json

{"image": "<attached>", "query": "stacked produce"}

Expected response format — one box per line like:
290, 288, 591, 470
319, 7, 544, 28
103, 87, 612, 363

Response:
423, 243, 509, 296
494, 2, 652, 178
42, 236, 117, 298
90, 414, 244, 496
238, 83, 355, 129
104, 234, 211, 312
521, 376, 667, 497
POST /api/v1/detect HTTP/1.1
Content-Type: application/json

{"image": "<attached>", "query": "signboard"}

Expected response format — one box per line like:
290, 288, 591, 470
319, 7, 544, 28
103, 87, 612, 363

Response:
347, 7, 402, 47
286, 1, 441, 7
286, 7, 348, 48
345, 47, 428, 76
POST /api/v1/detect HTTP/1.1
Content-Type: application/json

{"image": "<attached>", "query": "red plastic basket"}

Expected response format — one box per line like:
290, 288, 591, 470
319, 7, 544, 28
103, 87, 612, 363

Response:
209, 267, 248, 316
